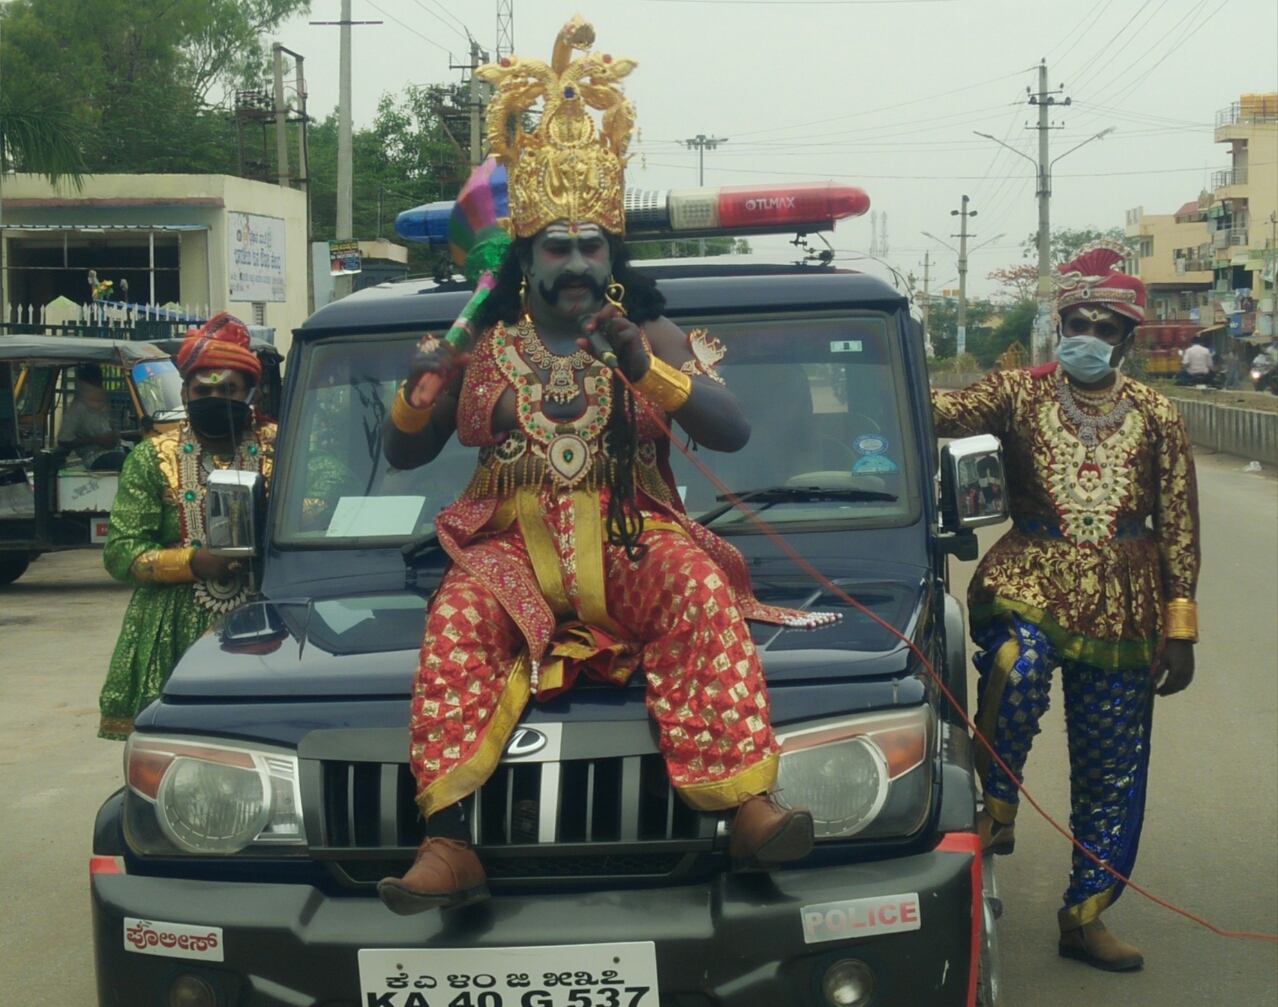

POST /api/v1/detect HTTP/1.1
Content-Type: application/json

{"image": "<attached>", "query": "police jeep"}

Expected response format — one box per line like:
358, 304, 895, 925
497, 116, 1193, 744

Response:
90, 221, 1009, 1007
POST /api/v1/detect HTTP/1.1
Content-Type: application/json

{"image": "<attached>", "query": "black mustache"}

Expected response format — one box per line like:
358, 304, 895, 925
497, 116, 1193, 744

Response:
538, 273, 605, 306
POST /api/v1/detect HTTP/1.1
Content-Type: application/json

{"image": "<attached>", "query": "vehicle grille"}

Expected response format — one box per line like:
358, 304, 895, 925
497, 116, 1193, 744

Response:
299, 729, 721, 888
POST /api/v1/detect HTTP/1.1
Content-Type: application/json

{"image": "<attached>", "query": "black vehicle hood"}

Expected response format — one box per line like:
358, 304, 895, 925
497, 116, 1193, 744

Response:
163, 561, 931, 700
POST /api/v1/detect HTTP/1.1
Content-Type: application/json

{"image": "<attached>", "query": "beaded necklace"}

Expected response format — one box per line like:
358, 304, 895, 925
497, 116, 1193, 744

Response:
515, 318, 594, 405
1054, 370, 1131, 446
175, 421, 265, 613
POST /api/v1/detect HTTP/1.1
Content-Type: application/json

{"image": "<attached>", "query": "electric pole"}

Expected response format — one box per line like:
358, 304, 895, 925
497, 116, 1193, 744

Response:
496, 0, 514, 60
310, 6, 379, 300
272, 45, 290, 188
1029, 60, 1066, 363
469, 39, 485, 165
952, 196, 977, 357
683, 134, 728, 256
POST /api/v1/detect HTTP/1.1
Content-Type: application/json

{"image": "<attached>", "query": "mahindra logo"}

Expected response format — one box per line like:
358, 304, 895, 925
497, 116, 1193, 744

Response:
505, 727, 547, 758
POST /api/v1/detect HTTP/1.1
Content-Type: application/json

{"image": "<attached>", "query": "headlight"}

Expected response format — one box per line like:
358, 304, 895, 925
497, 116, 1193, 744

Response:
775, 706, 933, 840
124, 735, 306, 855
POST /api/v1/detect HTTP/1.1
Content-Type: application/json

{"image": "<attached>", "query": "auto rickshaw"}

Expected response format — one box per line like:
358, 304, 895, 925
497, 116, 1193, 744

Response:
0, 335, 181, 585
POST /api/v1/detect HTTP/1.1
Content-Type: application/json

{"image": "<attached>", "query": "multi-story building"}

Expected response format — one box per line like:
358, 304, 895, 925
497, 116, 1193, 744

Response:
1123, 201, 1213, 321
1209, 93, 1277, 321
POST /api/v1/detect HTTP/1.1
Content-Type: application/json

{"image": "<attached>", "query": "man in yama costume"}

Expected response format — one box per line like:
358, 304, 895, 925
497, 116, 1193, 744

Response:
377, 17, 833, 915
932, 243, 1200, 970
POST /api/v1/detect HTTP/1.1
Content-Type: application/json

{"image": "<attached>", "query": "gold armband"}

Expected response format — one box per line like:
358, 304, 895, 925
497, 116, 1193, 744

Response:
1164, 598, 1198, 643
131, 547, 197, 584
633, 355, 692, 413
391, 382, 435, 433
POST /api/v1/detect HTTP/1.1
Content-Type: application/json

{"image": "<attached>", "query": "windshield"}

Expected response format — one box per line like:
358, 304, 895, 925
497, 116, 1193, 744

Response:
275, 312, 917, 546
130, 359, 184, 419
275, 336, 475, 545
670, 313, 917, 529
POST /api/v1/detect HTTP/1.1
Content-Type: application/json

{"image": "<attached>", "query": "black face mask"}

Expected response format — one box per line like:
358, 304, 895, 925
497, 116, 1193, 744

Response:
187, 397, 252, 441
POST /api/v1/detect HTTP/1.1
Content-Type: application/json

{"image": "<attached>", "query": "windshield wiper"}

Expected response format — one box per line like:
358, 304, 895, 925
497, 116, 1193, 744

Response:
401, 531, 442, 563
696, 485, 898, 526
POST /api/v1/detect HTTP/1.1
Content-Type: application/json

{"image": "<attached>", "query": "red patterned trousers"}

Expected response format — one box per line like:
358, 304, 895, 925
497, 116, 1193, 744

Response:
409, 521, 779, 817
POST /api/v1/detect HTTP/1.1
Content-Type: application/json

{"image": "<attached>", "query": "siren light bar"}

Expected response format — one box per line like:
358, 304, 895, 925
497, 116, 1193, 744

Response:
394, 181, 870, 250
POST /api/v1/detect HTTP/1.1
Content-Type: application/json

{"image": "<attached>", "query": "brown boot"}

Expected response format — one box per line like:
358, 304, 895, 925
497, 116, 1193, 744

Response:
377, 837, 489, 915
728, 793, 814, 871
1058, 918, 1144, 972
976, 808, 1016, 855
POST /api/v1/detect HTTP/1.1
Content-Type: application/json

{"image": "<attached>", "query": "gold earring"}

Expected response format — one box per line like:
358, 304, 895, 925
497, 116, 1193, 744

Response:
519, 276, 530, 323
605, 276, 626, 314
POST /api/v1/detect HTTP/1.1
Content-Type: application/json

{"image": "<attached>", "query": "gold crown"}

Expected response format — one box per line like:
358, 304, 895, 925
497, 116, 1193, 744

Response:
476, 16, 636, 238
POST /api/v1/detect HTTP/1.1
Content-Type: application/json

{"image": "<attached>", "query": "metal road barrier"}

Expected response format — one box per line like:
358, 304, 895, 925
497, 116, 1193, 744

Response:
1172, 398, 1278, 466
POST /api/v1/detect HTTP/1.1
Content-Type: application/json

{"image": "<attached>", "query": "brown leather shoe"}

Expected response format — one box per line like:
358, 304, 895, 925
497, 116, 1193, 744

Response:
1058, 919, 1144, 972
728, 793, 814, 871
976, 809, 1015, 855
377, 837, 489, 915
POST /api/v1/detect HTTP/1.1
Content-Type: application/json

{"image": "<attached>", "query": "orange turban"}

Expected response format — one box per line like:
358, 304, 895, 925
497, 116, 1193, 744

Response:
176, 312, 261, 381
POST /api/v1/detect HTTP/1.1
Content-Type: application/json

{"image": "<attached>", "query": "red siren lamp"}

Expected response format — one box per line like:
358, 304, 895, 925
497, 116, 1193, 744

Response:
397, 181, 870, 249
625, 182, 871, 239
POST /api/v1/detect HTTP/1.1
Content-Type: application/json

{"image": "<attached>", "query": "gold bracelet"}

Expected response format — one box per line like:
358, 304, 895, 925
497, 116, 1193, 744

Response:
1164, 597, 1198, 643
130, 546, 197, 584
633, 355, 692, 413
391, 382, 435, 433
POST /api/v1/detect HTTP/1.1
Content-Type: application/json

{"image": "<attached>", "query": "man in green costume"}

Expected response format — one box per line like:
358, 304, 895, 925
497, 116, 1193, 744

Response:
98, 313, 275, 739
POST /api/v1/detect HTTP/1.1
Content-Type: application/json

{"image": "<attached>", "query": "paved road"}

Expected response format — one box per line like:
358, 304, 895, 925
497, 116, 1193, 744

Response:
0, 448, 1273, 1005
949, 449, 1278, 1006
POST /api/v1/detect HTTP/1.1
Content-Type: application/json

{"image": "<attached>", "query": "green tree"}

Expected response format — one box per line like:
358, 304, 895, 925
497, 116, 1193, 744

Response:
1022, 226, 1134, 266
306, 88, 467, 276
0, 0, 308, 176
967, 299, 1036, 368
926, 296, 994, 360
0, 95, 85, 185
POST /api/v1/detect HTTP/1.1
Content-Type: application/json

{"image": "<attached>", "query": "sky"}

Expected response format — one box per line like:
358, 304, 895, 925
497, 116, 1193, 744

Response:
274, 0, 1278, 298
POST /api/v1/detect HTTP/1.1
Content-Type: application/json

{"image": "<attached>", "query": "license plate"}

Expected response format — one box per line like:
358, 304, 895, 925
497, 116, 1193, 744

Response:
359, 941, 659, 1007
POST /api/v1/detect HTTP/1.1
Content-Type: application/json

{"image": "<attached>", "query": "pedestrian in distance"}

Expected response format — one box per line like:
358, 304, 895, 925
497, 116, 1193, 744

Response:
931, 241, 1200, 972
98, 313, 275, 739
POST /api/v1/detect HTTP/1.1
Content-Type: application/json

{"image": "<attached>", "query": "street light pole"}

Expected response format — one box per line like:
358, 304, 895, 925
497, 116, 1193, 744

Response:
683, 134, 727, 256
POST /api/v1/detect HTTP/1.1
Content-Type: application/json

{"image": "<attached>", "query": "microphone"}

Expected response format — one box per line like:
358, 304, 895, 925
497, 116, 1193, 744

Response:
581, 318, 619, 370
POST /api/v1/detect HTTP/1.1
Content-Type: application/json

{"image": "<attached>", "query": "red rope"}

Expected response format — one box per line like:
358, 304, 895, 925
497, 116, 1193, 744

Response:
618, 370, 1278, 944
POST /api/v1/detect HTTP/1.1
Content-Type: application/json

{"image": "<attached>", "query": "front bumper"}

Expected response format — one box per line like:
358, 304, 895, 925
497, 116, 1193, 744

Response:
92, 844, 977, 1007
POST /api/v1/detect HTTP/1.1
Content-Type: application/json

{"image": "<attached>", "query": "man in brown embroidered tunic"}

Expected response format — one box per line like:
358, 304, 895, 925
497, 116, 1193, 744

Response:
932, 243, 1200, 971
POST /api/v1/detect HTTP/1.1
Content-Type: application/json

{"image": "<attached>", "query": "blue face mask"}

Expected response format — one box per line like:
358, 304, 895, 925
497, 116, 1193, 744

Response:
1056, 335, 1118, 383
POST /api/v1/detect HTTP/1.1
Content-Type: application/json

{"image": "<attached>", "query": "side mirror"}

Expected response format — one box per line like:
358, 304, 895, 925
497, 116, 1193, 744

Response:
940, 434, 1010, 531
205, 469, 264, 557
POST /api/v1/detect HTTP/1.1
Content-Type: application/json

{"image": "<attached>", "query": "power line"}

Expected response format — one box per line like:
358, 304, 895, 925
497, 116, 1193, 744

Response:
1046, 0, 1116, 65
719, 70, 1032, 140
407, 0, 469, 41
422, 0, 471, 35
642, 159, 1223, 179
634, 0, 971, 4
363, 0, 453, 55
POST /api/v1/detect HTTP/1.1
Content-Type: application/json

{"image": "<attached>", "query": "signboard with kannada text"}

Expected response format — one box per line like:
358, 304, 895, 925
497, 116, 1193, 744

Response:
329, 240, 362, 276
228, 212, 286, 303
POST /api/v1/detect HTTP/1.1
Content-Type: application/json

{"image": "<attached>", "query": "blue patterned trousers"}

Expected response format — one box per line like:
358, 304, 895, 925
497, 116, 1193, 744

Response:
972, 614, 1154, 926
